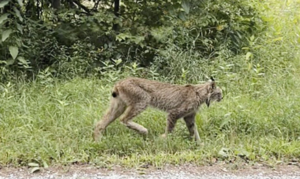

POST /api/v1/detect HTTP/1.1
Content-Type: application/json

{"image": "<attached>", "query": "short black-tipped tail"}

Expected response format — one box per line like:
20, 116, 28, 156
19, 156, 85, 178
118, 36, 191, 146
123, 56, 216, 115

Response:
112, 92, 117, 97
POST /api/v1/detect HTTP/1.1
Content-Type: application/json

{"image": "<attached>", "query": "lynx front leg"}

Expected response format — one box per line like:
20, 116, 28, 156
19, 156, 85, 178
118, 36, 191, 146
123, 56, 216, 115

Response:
161, 113, 179, 138
120, 105, 148, 135
184, 113, 201, 143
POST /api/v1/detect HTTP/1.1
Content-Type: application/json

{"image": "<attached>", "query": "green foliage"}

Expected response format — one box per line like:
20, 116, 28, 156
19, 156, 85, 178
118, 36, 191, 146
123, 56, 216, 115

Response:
0, 0, 299, 168
0, 70, 299, 167
115, 0, 264, 70
0, 0, 264, 80
170, 0, 263, 54
0, 0, 24, 80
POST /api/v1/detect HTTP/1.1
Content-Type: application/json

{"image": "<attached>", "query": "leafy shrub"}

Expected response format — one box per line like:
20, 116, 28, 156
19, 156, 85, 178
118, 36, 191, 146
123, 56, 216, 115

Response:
0, 0, 264, 81
170, 0, 264, 55
0, 1, 25, 81
116, 0, 265, 80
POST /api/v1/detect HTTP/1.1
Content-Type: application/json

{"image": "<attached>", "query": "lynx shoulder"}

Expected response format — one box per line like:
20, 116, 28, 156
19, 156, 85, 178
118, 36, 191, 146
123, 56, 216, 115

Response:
93, 77, 223, 143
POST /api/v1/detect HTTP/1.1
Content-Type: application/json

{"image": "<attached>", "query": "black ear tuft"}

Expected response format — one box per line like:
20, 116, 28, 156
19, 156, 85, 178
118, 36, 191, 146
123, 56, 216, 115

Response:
210, 76, 215, 81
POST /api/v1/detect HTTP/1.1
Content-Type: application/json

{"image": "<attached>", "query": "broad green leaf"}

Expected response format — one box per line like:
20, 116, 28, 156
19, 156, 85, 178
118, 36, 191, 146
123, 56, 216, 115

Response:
218, 148, 230, 158
273, 37, 283, 42
16, 23, 23, 33
13, 7, 23, 22
220, 118, 230, 128
0, 0, 9, 8
28, 162, 39, 167
0, 14, 9, 25
9, 46, 19, 60
6, 59, 14, 65
43, 161, 49, 168
17, 0, 23, 6
2, 29, 12, 42
17, 56, 27, 64
178, 12, 186, 20
261, 16, 274, 22
132, 62, 137, 69
30, 167, 40, 173
246, 52, 252, 60
116, 33, 131, 41
132, 36, 144, 45
181, 0, 190, 14
248, 62, 252, 71
236, 149, 250, 158
114, 58, 122, 65
150, 26, 173, 42
216, 25, 224, 31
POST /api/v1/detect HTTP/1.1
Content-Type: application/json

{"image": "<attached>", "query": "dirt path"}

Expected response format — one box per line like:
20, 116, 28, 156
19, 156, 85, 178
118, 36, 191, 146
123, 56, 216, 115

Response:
1, 163, 300, 179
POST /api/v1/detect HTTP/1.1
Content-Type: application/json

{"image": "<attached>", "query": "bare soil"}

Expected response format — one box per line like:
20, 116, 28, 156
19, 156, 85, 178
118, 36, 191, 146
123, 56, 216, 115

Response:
1, 162, 300, 179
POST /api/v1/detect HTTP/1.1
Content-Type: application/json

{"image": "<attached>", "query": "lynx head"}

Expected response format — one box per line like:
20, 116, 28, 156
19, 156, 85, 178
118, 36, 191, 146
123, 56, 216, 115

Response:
206, 77, 223, 107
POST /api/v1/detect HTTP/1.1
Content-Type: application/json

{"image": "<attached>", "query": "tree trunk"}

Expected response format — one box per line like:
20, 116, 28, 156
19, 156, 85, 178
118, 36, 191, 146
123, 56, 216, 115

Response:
114, 0, 120, 17
113, 0, 120, 30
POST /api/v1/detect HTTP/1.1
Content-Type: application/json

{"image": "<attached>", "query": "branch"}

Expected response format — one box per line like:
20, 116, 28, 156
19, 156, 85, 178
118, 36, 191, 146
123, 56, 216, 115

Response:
93, 0, 101, 11
71, 0, 92, 15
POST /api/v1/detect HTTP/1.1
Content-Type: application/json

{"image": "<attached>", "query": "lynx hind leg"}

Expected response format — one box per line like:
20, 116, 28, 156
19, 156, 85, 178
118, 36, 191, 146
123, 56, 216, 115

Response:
93, 97, 126, 141
120, 104, 148, 135
183, 113, 201, 143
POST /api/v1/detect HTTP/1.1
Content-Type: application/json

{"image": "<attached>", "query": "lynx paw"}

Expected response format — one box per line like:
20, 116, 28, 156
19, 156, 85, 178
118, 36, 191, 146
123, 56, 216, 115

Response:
140, 128, 148, 135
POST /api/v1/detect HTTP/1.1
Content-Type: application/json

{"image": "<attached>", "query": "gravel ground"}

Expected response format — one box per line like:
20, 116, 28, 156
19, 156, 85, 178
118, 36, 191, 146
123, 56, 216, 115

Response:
1, 163, 300, 179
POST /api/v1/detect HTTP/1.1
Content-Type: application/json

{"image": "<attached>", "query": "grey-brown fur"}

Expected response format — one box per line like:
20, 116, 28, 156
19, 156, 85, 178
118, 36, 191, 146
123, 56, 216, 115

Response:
93, 77, 223, 143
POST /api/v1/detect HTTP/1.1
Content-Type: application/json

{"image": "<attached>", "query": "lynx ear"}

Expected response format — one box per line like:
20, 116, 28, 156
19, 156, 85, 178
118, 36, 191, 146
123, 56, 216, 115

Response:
207, 81, 216, 93
210, 76, 216, 90
206, 77, 215, 107
211, 81, 216, 89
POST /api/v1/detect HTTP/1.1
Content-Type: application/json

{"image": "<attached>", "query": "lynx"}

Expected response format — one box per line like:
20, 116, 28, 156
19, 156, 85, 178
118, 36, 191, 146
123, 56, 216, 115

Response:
93, 77, 222, 143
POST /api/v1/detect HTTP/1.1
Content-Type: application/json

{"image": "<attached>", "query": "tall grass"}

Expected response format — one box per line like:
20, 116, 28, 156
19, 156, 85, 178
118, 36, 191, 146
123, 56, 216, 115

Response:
0, 0, 299, 167
0, 71, 299, 167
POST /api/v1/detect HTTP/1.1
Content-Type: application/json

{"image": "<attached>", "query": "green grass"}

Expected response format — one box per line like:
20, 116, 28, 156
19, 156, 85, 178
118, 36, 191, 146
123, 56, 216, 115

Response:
0, 70, 300, 167
0, 0, 300, 168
